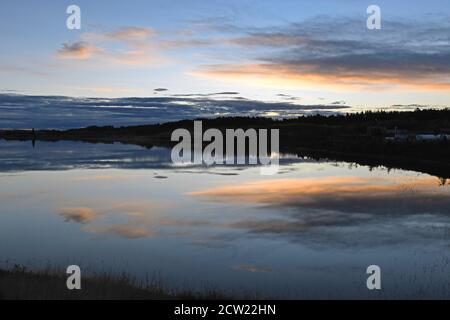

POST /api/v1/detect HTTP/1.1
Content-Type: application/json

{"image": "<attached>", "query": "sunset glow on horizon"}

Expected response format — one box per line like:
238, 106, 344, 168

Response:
1, 0, 450, 110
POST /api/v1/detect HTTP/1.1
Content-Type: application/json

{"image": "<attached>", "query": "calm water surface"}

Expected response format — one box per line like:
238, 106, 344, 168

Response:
1, 140, 450, 298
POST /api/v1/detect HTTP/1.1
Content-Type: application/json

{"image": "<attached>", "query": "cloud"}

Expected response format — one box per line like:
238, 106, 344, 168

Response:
160, 38, 213, 49
226, 33, 308, 47
170, 91, 240, 97
105, 27, 155, 41
57, 27, 164, 66
192, 16, 450, 91
106, 50, 162, 66
212, 91, 240, 95
59, 207, 100, 224
389, 104, 446, 110
57, 42, 100, 60
81, 27, 156, 43
192, 59, 450, 91
56, 43, 161, 66
0, 94, 351, 129
331, 101, 346, 105
277, 94, 301, 101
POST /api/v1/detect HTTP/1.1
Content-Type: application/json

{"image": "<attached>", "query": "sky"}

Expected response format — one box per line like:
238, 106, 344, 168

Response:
1, 0, 450, 110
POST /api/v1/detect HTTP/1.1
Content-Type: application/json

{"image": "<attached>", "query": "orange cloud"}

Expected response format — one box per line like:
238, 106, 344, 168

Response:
192, 63, 450, 91
57, 27, 166, 67
82, 27, 156, 43
106, 27, 155, 41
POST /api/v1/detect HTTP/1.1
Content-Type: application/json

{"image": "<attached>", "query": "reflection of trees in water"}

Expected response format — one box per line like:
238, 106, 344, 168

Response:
32, 128, 36, 148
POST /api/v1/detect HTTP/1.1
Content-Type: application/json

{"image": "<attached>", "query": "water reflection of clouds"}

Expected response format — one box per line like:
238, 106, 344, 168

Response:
0, 141, 173, 172
0, 140, 315, 175
58, 201, 209, 239
191, 176, 449, 214
59, 207, 99, 224
56, 175, 450, 246
233, 264, 272, 273
190, 176, 450, 245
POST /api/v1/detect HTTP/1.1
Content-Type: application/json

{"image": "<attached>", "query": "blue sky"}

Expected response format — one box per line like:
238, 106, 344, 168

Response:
1, 0, 450, 109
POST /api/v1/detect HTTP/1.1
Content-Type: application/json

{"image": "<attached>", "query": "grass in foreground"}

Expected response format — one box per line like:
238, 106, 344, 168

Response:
0, 265, 232, 300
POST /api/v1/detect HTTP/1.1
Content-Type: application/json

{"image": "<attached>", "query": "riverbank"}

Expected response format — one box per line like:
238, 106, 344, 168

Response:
0, 265, 231, 300
1, 110, 450, 178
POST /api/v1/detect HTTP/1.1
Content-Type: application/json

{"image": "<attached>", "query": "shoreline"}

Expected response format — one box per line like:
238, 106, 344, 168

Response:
0, 265, 234, 300
1, 111, 450, 178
